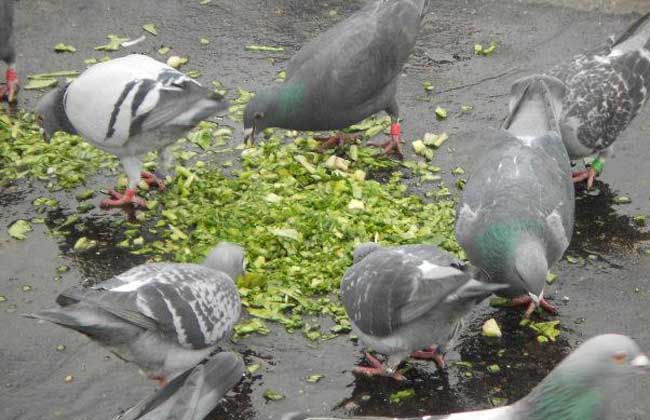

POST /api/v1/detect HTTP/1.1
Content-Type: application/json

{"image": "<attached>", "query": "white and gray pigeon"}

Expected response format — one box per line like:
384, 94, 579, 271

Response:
456, 75, 575, 317
282, 334, 649, 420
116, 351, 244, 420
25, 242, 244, 386
35, 54, 228, 210
0, 0, 18, 103
243, 0, 430, 157
511, 11, 650, 188
340, 242, 507, 380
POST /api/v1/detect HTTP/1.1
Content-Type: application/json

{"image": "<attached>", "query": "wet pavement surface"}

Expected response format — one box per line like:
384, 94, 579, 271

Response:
2, 0, 650, 419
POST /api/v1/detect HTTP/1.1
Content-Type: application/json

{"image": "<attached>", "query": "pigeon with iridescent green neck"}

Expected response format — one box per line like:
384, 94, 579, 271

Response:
341, 242, 506, 381
243, 0, 430, 157
0, 0, 18, 104
282, 334, 649, 420
510, 11, 650, 188
456, 75, 574, 316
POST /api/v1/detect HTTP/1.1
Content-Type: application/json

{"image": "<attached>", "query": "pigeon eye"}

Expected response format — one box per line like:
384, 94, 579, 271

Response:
612, 351, 628, 364
254, 112, 264, 120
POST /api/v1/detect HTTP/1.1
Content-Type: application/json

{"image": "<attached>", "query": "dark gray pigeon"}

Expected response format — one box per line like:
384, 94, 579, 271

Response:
25, 242, 244, 386
243, 0, 430, 156
341, 242, 506, 380
0, 0, 18, 103
511, 12, 650, 188
282, 334, 649, 420
116, 351, 244, 420
35, 54, 227, 210
456, 75, 575, 316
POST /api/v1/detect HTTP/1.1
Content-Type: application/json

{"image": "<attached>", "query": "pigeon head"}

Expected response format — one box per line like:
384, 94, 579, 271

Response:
519, 334, 648, 419
34, 84, 76, 142
203, 242, 246, 281
352, 242, 382, 263
243, 88, 276, 145
513, 236, 547, 303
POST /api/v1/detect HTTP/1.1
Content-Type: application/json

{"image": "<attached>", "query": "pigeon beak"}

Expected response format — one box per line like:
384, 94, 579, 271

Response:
243, 127, 255, 145
631, 354, 650, 373
528, 291, 541, 307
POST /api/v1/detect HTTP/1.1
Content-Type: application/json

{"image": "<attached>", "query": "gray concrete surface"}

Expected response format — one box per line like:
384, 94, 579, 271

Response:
1, 1, 649, 419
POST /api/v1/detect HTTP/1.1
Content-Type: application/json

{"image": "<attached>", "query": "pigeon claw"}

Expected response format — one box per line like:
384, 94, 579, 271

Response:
352, 352, 406, 381
410, 346, 448, 369
572, 167, 597, 189
509, 295, 558, 318
370, 122, 403, 159
100, 188, 148, 209
141, 171, 166, 191
314, 132, 356, 150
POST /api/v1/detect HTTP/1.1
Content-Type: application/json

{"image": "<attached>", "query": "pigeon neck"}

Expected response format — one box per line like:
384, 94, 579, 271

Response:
264, 82, 307, 128
54, 84, 78, 135
513, 368, 608, 420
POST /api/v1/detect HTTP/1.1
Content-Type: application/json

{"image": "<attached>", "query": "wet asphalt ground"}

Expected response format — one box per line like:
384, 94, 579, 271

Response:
2, 0, 650, 419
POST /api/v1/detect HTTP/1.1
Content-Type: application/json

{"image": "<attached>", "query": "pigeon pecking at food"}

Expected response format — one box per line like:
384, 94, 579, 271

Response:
25, 242, 244, 386
0, 0, 19, 104
243, 0, 430, 157
35, 54, 228, 211
340, 242, 506, 381
456, 75, 575, 317
282, 334, 649, 420
511, 11, 650, 188
115, 351, 245, 420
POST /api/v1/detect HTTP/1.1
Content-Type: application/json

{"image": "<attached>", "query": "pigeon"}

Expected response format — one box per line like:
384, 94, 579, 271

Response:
116, 351, 244, 420
456, 75, 575, 317
243, 0, 430, 157
25, 242, 244, 386
0, 0, 18, 104
282, 334, 649, 420
35, 54, 228, 210
511, 11, 650, 188
340, 242, 507, 380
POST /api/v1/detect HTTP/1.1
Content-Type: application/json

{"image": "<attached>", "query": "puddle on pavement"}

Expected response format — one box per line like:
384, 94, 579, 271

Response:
571, 181, 650, 257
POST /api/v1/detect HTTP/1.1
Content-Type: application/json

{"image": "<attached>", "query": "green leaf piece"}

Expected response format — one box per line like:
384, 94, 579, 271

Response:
9, 220, 32, 240
143, 24, 158, 36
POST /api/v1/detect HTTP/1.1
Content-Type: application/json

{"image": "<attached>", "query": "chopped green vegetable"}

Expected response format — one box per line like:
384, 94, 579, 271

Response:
451, 167, 465, 176
235, 318, 270, 336
461, 105, 474, 113
389, 388, 415, 404
422, 81, 434, 92
482, 318, 502, 338
306, 374, 325, 383
546, 272, 559, 285
613, 196, 631, 205
54, 43, 76, 53
76, 189, 95, 201
167, 56, 189, 69
245, 45, 285, 53
435, 106, 448, 120
566, 255, 580, 264
143, 24, 158, 36
95, 35, 130, 52
263, 389, 285, 401
475, 41, 498, 56
158, 46, 171, 55
247, 363, 261, 373
200, 38, 210, 45
276, 70, 287, 82
29, 71, 80, 80
487, 364, 501, 373
186, 70, 202, 79
73, 237, 97, 252
24, 79, 58, 90
9, 220, 32, 240
527, 320, 561, 341
84, 58, 98, 65
56, 265, 70, 274
633, 215, 646, 226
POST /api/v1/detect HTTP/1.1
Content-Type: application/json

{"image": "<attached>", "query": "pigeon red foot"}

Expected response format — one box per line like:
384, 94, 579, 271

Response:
314, 132, 358, 150
352, 352, 406, 381
5, 68, 19, 104
371, 122, 403, 158
411, 345, 447, 369
509, 295, 558, 318
572, 167, 598, 189
141, 171, 166, 191
100, 188, 147, 209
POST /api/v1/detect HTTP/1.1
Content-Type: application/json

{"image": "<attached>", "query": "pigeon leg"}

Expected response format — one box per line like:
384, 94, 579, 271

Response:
370, 122, 403, 158
353, 352, 406, 381
509, 295, 558, 317
314, 132, 356, 150
141, 171, 166, 191
6, 66, 19, 104
100, 188, 147, 209
410, 345, 447, 369
147, 373, 169, 388
572, 167, 597, 189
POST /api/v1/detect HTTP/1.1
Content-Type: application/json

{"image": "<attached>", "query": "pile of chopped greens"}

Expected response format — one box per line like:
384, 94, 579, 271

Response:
1, 90, 462, 338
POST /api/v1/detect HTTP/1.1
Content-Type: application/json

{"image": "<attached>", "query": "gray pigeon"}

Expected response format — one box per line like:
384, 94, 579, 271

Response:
35, 54, 227, 210
25, 242, 244, 386
512, 12, 650, 188
0, 0, 18, 103
243, 0, 430, 156
341, 242, 507, 380
282, 334, 649, 420
456, 75, 575, 316
116, 351, 244, 420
